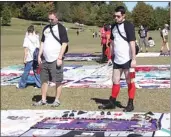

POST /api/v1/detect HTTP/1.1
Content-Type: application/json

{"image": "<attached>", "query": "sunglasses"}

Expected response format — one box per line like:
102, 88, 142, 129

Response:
113, 15, 122, 19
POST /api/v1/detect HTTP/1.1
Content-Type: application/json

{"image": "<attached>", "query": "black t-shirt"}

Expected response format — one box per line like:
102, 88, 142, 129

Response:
138, 28, 148, 38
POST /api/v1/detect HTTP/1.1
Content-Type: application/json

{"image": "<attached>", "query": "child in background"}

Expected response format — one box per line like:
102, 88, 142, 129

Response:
16, 25, 41, 89
148, 37, 155, 47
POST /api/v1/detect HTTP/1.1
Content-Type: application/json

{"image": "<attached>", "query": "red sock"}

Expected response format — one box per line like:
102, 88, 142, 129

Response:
112, 84, 120, 98
128, 83, 136, 99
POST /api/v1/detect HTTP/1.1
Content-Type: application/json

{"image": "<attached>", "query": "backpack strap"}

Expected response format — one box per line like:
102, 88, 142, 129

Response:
49, 25, 62, 45
123, 20, 130, 40
110, 23, 116, 40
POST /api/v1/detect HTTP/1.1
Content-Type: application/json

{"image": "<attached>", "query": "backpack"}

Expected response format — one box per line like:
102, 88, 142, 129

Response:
33, 48, 39, 62
112, 21, 139, 55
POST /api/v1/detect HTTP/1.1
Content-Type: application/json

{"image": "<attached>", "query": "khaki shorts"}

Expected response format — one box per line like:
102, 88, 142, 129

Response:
40, 60, 63, 84
163, 35, 168, 42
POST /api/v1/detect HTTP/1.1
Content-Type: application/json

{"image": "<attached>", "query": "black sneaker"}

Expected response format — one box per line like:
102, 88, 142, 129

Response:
123, 99, 134, 112
98, 96, 116, 109
160, 51, 164, 55
32, 100, 47, 106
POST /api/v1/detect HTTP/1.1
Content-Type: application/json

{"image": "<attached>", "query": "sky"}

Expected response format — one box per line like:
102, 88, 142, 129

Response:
124, 1, 169, 11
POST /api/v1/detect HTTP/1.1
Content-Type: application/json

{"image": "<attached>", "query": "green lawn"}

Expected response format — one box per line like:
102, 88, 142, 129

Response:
1, 18, 170, 112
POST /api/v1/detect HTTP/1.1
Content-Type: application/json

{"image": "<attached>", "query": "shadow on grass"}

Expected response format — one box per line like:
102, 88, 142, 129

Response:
32, 95, 55, 104
91, 98, 125, 108
2, 24, 11, 26
95, 59, 107, 64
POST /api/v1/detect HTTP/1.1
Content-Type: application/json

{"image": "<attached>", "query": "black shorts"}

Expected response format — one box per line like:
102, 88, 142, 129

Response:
113, 60, 131, 69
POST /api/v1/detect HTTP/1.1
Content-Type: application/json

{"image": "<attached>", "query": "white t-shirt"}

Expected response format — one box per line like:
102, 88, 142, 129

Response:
162, 28, 168, 36
23, 34, 40, 62
148, 40, 155, 47
111, 24, 131, 64
42, 25, 61, 62
41, 24, 69, 62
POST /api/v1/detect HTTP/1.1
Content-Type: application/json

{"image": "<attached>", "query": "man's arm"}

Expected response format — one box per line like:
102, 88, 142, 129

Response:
58, 25, 69, 60
110, 24, 115, 59
126, 22, 136, 60
110, 40, 114, 58
58, 43, 67, 60
130, 41, 136, 60
38, 42, 43, 58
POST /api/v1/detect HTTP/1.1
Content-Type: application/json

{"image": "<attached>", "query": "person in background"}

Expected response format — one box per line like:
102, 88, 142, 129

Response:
160, 24, 170, 55
138, 25, 149, 52
148, 37, 155, 47
100, 24, 108, 63
98, 30, 101, 37
76, 29, 79, 36
93, 31, 95, 38
104, 24, 112, 65
16, 25, 40, 89
35, 31, 40, 40
95, 31, 98, 38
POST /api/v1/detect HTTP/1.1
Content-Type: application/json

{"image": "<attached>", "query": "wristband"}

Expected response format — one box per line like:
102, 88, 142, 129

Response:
58, 58, 62, 60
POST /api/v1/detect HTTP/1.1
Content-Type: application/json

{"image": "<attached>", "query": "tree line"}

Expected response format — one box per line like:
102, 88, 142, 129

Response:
0, 1, 170, 30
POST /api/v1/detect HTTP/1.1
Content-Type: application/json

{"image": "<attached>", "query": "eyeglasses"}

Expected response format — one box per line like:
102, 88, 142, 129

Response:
113, 15, 122, 19
48, 19, 54, 21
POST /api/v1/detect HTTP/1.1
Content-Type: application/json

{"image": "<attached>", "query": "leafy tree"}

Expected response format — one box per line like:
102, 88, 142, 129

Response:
95, 1, 128, 26
86, 5, 99, 25
1, 5, 12, 26
132, 2, 154, 29
153, 7, 169, 29
20, 2, 54, 21
55, 2, 72, 22
70, 3, 88, 24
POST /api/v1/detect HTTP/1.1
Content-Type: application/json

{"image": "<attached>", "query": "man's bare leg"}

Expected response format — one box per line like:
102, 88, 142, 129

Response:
123, 69, 136, 112
55, 82, 62, 101
41, 82, 48, 102
166, 42, 170, 51
51, 82, 62, 107
33, 82, 48, 106
98, 69, 123, 109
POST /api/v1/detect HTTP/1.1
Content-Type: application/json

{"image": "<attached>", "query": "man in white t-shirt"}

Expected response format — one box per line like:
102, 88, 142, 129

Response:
98, 6, 136, 112
33, 10, 69, 107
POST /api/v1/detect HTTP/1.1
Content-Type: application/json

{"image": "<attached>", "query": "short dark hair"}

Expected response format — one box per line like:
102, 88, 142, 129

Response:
115, 6, 126, 14
148, 37, 152, 40
48, 10, 58, 17
104, 24, 110, 31
27, 25, 34, 33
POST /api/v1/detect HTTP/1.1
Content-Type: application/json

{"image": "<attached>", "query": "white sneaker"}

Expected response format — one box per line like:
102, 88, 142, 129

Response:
16, 84, 19, 88
135, 83, 142, 89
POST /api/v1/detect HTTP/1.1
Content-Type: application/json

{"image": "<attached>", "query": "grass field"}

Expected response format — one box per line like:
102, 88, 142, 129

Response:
1, 18, 170, 112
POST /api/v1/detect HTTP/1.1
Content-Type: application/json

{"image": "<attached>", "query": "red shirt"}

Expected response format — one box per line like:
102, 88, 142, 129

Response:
101, 30, 111, 45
